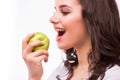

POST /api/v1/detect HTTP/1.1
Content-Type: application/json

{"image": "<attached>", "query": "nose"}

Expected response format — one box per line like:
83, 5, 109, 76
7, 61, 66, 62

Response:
49, 14, 60, 24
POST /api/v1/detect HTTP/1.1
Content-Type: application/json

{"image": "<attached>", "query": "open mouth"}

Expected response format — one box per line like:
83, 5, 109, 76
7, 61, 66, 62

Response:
54, 26, 66, 37
58, 30, 66, 36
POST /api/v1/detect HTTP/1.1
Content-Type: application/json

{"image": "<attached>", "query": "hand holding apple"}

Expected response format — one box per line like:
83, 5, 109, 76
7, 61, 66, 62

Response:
28, 32, 50, 51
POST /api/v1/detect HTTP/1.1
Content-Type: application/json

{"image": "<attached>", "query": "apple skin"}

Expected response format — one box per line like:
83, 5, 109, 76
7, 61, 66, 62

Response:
28, 32, 50, 51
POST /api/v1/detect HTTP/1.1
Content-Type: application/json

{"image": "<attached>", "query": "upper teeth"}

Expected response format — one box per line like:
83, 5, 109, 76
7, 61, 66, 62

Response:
56, 29, 65, 32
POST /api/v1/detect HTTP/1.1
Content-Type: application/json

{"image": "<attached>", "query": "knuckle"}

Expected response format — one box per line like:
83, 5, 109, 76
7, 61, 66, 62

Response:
23, 54, 33, 62
22, 51, 26, 58
28, 43, 34, 47
22, 54, 27, 61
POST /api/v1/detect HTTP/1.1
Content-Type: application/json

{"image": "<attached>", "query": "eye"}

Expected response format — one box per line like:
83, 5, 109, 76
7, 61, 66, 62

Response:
61, 9, 70, 15
62, 11, 70, 15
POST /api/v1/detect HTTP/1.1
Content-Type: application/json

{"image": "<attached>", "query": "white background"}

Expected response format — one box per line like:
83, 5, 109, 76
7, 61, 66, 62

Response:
0, 0, 120, 80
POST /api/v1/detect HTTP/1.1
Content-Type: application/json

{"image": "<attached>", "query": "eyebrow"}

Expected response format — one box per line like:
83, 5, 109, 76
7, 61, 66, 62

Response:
54, 5, 72, 9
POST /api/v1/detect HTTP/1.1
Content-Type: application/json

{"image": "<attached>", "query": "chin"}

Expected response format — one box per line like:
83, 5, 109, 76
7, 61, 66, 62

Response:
57, 44, 72, 50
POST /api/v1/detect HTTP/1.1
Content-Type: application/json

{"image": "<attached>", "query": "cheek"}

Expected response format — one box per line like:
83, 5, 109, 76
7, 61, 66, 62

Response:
64, 15, 87, 45
62, 12, 84, 29
63, 14, 86, 36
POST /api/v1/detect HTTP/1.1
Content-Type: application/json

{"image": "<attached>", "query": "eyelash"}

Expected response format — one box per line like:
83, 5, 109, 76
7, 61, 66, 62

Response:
61, 11, 70, 15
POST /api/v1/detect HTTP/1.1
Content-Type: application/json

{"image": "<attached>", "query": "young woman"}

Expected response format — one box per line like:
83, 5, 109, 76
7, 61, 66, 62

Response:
22, 0, 120, 80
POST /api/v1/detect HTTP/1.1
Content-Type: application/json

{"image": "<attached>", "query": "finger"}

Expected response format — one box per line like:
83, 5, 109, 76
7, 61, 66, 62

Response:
37, 55, 49, 63
22, 50, 49, 62
32, 50, 49, 57
25, 41, 45, 53
22, 33, 34, 51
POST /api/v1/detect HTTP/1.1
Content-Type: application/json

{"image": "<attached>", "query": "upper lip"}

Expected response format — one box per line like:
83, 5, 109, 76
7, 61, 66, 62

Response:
54, 26, 65, 32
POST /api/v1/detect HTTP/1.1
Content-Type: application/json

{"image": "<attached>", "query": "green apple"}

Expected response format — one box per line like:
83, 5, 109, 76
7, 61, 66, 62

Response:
28, 32, 50, 51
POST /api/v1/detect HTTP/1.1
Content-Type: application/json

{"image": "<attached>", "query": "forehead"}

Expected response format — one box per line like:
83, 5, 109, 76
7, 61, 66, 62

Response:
55, 0, 80, 7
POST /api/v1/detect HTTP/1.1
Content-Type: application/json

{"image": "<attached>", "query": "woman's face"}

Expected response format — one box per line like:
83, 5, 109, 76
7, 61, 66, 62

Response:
50, 0, 89, 50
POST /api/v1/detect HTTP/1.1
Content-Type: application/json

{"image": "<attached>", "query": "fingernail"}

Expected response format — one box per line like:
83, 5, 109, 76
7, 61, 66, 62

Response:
42, 41, 45, 44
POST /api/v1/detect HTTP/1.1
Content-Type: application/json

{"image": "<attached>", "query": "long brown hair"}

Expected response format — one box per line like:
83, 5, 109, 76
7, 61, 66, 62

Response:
63, 0, 120, 80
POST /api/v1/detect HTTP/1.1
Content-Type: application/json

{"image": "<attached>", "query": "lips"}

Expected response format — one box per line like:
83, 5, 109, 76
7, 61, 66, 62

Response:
54, 27, 66, 41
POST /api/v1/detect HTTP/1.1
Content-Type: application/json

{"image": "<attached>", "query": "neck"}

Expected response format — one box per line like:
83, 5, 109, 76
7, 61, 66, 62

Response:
75, 38, 91, 68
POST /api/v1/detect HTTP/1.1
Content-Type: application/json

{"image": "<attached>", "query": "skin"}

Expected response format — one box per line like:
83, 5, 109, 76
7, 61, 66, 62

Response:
22, 0, 92, 80
50, 0, 91, 79
22, 33, 49, 80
